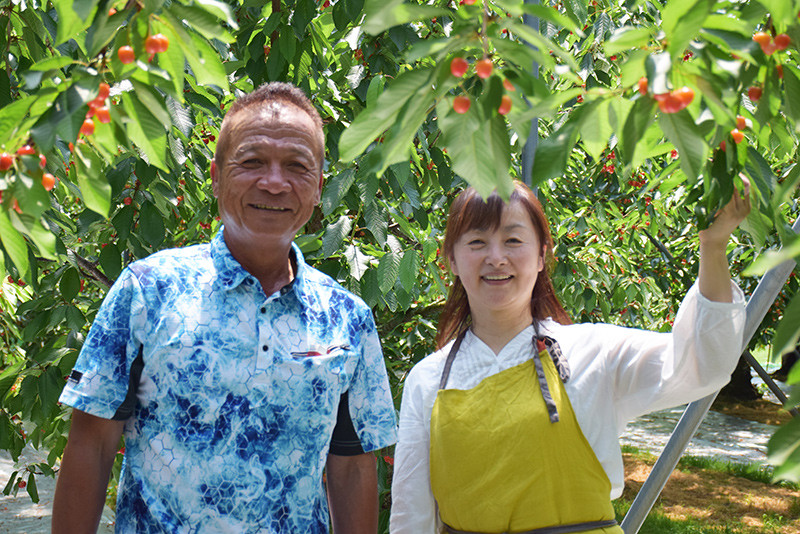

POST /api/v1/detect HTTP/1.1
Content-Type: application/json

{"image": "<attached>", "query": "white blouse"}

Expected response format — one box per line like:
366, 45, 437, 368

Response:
389, 281, 746, 534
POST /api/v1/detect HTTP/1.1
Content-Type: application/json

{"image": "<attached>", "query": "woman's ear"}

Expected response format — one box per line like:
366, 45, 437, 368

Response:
538, 246, 546, 273
449, 255, 459, 278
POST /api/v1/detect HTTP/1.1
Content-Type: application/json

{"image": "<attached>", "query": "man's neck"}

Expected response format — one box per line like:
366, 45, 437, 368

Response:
224, 229, 295, 295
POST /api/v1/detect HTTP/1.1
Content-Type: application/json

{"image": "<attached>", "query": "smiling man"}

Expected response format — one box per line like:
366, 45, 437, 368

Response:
52, 82, 397, 534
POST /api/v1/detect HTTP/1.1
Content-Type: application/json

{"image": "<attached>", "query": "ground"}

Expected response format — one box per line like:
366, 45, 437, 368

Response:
621, 396, 799, 533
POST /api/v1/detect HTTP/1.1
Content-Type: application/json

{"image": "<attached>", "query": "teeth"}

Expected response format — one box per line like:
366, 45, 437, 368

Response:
484, 275, 511, 281
252, 204, 287, 211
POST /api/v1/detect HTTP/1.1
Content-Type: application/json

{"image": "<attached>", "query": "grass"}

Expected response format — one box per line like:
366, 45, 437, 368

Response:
616, 445, 799, 533
613, 499, 792, 534
620, 444, 798, 490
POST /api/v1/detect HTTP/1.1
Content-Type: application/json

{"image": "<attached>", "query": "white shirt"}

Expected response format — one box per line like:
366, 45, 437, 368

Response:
390, 282, 746, 534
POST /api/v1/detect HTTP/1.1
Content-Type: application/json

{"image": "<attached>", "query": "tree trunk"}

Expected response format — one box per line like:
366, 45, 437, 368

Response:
719, 354, 761, 400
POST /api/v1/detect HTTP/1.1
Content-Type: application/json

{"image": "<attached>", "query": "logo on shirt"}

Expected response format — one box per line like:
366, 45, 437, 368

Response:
291, 344, 350, 358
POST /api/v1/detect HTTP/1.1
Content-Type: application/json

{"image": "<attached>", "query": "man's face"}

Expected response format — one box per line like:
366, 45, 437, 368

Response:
212, 102, 324, 251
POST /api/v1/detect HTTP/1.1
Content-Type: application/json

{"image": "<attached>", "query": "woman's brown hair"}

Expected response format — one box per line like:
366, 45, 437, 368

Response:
435, 181, 571, 349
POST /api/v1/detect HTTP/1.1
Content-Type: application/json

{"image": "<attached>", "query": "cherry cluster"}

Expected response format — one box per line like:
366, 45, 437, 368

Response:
450, 57, 513, 116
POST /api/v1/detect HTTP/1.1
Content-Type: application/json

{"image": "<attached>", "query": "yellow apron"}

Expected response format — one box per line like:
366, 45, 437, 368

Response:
429, 331, 623, 534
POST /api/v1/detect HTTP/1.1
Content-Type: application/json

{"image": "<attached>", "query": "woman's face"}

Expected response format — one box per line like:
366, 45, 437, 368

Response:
449, 201, 544, 325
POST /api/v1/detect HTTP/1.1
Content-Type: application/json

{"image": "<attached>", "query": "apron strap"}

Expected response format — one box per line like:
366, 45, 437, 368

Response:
439, 329, 468, 389
438, 326, 570, 424
443, 518, 619, 534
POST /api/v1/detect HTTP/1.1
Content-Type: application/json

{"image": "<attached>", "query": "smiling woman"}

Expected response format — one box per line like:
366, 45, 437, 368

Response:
389, 180, 750, 534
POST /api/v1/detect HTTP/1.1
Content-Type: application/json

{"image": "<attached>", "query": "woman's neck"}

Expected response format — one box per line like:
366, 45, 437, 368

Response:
470, 310, 533, 355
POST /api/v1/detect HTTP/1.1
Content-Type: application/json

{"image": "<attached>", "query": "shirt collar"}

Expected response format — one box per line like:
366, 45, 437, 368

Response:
211, 228, 312, 299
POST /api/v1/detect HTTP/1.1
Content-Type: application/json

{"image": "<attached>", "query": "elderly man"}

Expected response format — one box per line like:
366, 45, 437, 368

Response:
52, 82, 397, 533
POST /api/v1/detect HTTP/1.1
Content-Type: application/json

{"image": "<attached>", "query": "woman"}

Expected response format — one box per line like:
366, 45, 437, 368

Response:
390, 181, 750, 534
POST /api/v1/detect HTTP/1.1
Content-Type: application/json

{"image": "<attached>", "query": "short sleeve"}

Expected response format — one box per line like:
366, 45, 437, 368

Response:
59, 266, 144, 419
343, 310, 397, 453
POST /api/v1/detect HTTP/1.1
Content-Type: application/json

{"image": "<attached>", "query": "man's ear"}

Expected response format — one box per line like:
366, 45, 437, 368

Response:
210, 160, 218, 197
318, 172, 324, 193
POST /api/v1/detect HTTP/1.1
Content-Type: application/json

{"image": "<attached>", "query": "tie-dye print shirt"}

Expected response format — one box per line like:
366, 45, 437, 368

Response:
59, 230, 397, 533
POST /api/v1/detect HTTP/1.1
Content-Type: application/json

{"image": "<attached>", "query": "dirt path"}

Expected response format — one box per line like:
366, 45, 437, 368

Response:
0, 448, 114, 534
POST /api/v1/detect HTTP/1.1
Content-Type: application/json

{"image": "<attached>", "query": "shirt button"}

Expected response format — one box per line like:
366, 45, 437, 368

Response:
260, 307, 266, 314
262, 345, 268, 352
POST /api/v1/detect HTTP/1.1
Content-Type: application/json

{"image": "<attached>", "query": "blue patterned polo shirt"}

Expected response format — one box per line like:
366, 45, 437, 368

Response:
59, 230, 398, 533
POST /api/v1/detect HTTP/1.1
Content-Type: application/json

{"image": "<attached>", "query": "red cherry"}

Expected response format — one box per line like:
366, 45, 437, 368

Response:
80, 118, 95, 136
462, 0, 477, 4
96, 107, 111, 124
752, 32, 771, 46
503, 78, 515, 91
637, 77, 648, 95
736, 115, 746, 130
498, 95, 512, 115
98, 82, 110, 100
453, 95, 471, 114
450, 57, 469, 78
17, 480, 26, 489
674, 86, 694, 107
124, 197, 133, 205
39, 154, 47, 168
731, 129, 745, 144
42, 173, 56, 191
777, 64, 784, 78
145, 35, 161, 55
747, 86, 762, 101
475, 58, 493, 79
760, 41, 777, 55
774, 34, 790, 50
16, 145, 35, 156
0, 152, 13, 171
117, 45, 135, 64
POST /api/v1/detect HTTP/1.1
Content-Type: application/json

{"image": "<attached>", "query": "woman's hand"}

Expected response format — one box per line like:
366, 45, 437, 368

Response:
699, 176, 752, 247
697, 176, 751, 303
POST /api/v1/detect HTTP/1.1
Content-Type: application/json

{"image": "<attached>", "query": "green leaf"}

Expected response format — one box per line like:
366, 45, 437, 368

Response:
38, 366, 63, 418
768, 416, 800, 482
495, 0, 581, 34
744, 146, 777, 201
322, 216, 352, 257
658, 112, 707, 181
59, 267, 81, 301
344, 244, 371, 281
783, 65, 800, 127
26, 472, 38, 504
161, 10, 228, 89
362, 0, 449, 35
74, 145, 112, 217
322, 170, 357, 217
365, 200, 388, 247
339, 67, 434, 162
195, 0, 239, 29
618, 97, 654, 166
121, 93, 168, 171
605, 27, 653, 56
378, 250, 401, 293
53, 0, 94, 46
0, 211, 30, 279
508, 21, 578, 71
399, 249, 420, 294
0, 361, 24, 400
139, 202, 166, 248
28, 56, 75, 71
531, 119, 578, 188
773, 292, 800, 362
661, 0, 713, 59
99, 242, 122, 279
168, 3, 235, 43
438, 97, 514, 199
578, 98, 613, 162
